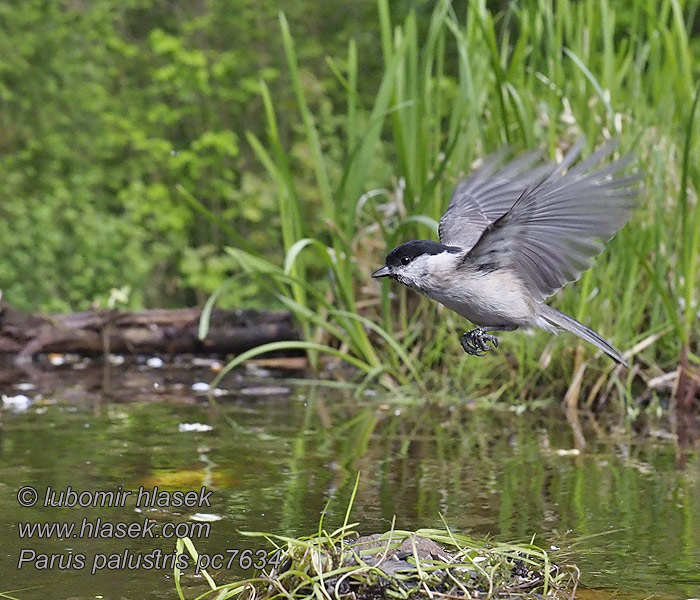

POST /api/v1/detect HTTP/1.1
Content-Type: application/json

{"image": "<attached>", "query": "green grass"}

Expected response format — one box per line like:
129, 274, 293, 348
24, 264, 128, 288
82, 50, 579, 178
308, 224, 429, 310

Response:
174, 529, 578, 600
208, 0, 700, 404
173, 477, 579, 600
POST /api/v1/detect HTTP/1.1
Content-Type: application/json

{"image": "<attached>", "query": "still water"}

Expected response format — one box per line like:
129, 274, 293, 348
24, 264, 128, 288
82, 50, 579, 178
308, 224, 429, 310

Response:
0, 361, 698, 599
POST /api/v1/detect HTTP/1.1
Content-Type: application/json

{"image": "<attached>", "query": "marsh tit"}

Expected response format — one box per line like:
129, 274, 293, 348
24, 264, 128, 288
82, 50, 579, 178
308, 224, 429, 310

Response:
372, 139, 638, 367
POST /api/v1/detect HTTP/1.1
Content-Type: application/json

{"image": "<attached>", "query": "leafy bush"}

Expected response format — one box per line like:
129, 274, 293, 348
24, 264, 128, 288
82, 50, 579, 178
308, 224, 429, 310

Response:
0, 0, 371, 311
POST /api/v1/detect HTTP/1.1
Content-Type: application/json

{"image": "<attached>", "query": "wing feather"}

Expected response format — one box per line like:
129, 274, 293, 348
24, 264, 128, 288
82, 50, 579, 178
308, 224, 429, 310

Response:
438, 149, 551, 249
465, 141, 639, 301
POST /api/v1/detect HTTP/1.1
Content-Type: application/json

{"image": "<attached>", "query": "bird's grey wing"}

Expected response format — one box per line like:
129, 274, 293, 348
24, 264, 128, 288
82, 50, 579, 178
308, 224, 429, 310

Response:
466, 140, 639, 302
438, 148, 555, 250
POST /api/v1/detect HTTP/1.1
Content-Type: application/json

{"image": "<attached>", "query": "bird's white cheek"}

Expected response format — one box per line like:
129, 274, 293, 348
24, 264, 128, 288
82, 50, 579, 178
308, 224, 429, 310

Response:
396, 263, 428, 289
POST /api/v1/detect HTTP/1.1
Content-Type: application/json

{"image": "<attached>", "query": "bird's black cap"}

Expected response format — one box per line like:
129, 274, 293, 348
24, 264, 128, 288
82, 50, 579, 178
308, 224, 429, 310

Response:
372, 240, 461, 278
385, 240, 460, 268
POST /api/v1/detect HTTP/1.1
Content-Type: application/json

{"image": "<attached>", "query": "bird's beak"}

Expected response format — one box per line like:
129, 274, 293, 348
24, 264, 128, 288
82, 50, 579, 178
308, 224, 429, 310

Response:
371, 265, 391, 278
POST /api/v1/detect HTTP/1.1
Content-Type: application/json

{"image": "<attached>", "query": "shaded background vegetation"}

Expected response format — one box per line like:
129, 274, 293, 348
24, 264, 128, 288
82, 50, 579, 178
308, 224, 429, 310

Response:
1, 0, 699, 399
0, 0, 420, 311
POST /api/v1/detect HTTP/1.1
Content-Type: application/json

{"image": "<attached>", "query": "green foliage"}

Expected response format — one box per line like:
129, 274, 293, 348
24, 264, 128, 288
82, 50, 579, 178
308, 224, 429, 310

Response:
0, 0, 371, 311
217, 0, 699, 399
1, 0, 698, 400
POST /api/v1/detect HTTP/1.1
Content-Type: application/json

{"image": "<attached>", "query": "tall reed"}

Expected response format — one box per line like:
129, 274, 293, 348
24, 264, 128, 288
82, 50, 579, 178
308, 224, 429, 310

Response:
211, 0, 699, 403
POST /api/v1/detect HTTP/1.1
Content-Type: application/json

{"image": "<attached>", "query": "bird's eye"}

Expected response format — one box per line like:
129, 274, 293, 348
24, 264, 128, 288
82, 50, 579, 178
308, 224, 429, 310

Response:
401, 256, 412, 265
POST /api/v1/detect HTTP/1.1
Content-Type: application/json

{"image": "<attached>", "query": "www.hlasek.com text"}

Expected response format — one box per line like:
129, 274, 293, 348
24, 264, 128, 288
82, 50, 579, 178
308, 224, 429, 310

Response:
17, 516, 210, 540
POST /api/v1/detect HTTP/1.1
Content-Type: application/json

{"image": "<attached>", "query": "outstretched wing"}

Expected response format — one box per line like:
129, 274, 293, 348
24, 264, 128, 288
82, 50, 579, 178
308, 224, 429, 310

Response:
465, 140, 638, 301
439, 146, 557, 250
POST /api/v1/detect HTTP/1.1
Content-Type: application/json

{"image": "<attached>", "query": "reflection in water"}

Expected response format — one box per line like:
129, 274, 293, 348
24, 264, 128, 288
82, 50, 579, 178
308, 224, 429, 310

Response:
0, 363, 698, 599
677, 405, 699, 470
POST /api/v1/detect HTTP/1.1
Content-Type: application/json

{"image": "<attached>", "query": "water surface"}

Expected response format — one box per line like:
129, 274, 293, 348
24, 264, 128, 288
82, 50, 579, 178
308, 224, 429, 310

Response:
0, 360, 698, 599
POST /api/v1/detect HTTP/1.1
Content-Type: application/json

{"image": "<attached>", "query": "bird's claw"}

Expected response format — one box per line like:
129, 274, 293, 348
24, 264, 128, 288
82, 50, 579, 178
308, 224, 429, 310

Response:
460, 329, 499, 356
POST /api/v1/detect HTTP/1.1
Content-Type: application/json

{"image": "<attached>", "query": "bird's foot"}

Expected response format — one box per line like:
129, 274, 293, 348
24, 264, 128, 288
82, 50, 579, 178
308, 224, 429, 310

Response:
460, 329, 499, 356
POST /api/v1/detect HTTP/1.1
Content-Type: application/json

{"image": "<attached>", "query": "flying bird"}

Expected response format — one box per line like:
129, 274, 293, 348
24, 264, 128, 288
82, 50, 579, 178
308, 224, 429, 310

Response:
372, 139, 637, 366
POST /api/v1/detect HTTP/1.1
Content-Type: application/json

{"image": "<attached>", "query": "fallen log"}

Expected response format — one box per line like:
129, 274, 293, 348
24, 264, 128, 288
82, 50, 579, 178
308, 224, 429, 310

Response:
0, 302, 298, 360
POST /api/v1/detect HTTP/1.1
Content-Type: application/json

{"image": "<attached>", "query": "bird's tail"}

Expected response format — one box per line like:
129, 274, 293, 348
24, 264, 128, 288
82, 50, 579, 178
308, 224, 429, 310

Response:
538, 305, 628, 367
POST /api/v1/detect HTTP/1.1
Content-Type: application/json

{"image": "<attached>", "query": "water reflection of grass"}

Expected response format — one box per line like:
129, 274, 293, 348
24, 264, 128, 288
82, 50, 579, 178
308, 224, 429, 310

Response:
1, 389, 697, 597
268, 393, 699, 595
